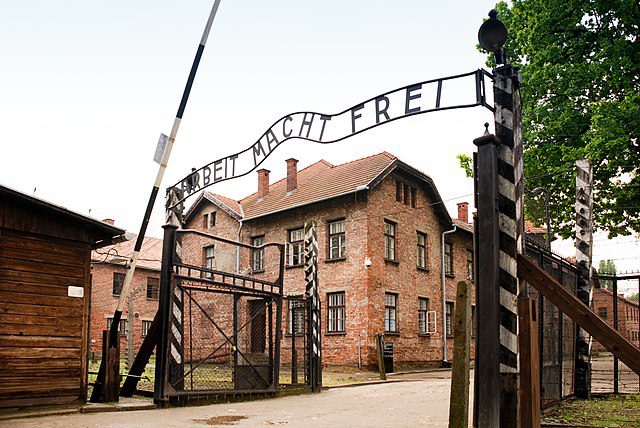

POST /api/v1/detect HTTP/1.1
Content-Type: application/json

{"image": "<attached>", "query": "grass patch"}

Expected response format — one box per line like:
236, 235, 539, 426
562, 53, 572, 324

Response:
542, 394, 640, 427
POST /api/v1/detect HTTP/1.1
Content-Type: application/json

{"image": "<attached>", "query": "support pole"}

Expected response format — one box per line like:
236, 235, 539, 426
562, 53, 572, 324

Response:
613, 277, 618, 394
494, 64, 524, 426
92, 0, 223, 402
304, 221, 322, 392
154, 190, 181, 404
473, 128, 501, 427
449, 281, 471, 428
375, 334, 387, 381
574, 159, 594, 399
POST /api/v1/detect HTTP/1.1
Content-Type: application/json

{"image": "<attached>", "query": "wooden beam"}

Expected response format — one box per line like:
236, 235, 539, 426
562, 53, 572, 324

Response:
518, 297, 541, 428
375, 334, 386, 381
518, 255, 640, 375
449, 281, 471, 428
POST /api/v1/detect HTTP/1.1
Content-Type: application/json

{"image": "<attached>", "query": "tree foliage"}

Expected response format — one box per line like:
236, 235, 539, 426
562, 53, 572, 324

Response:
597, 259, 616, 289
484, 0, 640, 238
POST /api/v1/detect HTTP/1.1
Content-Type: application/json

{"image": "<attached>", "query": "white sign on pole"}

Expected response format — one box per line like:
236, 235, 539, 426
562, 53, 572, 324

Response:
154, 133, 169, 164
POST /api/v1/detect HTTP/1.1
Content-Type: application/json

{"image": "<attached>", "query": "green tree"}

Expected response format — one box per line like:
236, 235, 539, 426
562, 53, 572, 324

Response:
628, 292, 639, 302
597, 259, 616, 289
481, 0, 640, 238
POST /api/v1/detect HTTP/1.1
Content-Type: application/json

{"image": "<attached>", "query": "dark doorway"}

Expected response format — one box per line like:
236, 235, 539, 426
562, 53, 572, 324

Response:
249, 300, 266, 353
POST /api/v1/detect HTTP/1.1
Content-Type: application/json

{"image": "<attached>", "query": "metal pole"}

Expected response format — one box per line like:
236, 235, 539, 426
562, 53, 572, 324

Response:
613, 277, 618, 394
93, 0, 224, 402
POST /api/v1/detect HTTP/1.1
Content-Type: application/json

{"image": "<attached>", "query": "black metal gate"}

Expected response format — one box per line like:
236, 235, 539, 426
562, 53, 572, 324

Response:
525, 239, 577, 404
155, 228, 285, 403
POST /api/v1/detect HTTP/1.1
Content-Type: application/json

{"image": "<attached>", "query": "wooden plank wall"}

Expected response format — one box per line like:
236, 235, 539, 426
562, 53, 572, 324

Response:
0, 230, 91, 408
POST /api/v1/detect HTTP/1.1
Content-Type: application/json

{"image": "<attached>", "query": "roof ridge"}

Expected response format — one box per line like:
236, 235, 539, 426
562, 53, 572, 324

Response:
239, 160, 332, 202
328, 151, 397, 169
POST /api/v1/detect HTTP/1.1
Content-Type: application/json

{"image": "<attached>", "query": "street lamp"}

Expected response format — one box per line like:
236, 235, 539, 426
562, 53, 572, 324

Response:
478, 9, 508, 64
527, 187, 552, 250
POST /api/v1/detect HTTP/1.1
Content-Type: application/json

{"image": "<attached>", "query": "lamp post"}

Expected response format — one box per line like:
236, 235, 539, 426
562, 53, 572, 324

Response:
476, 9, 524, 427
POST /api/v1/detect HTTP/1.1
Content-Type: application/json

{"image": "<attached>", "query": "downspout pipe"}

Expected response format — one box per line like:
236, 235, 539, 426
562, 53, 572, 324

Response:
441, 224, 457, 364
236, 219, 243, 273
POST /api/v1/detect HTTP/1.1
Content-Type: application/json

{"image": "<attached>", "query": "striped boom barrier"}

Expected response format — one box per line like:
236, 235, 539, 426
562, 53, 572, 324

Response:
493, 64, 523, 424
92, 0, 223, 403
575, 159, 593, 398
304, 221, 322, 392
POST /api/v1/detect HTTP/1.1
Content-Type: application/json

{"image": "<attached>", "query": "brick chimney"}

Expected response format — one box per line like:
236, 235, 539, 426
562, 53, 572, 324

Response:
257, 169, 270, 199
102, 218, 115, 225
457, 202, 469, 223
286, 158, 298, 193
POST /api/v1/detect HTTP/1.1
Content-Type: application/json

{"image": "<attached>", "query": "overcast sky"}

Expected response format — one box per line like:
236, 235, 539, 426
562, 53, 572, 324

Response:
1, 1, 638, 292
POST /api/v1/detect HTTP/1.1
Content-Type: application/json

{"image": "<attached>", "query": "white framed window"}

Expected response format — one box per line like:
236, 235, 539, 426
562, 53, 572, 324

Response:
418, 298, 429, 334
142, 320, 152, 337
384, 221, 396, 261
446, 302, 454, 336
444, 243, 453, 275
251, 236, 265, 271
288, 300, 305, 335
417, 232, 427, 269
204, 245, 215, 278
328, 220, 346, 259
426, 310, 437, 334
327, 292, 346, 333
287, 228, 304, 266
467, 249, 474, 281
385, 292, 398, 332
107, 318, 128, 337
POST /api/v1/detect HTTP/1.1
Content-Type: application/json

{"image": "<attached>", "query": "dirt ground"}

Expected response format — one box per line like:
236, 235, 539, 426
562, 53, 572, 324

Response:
3, 371, 467, 428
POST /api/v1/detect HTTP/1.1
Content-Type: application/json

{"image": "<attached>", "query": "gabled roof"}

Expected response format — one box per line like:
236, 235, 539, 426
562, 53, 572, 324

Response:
241, 152, 398, 220
183, 191, 243, 224
184, 152, 452, 226
91, 233, 163, 271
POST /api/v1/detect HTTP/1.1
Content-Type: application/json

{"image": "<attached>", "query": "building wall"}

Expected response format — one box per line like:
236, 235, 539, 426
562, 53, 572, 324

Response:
180, 172, 476, 368
365, 174, 475, 366
89, 263, 160, 357
592, 288, 640, 350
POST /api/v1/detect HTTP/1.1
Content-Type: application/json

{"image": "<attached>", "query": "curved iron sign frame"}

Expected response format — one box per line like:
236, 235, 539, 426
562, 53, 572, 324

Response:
169, 68, 493, 207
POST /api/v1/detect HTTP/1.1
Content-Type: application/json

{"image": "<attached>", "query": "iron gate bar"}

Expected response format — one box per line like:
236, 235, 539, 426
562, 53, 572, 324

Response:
174, 261, 281, 288
180, 294, 276, 380
187, 292, 274, 390
178, 282, 274, 299
176, 273, 280, 297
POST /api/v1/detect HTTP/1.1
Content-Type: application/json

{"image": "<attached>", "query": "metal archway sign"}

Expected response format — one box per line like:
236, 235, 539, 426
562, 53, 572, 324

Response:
169, 68, 493, 206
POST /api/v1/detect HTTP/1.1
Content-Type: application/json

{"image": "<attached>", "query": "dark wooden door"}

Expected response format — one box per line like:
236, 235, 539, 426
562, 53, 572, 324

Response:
249, 300, 266, 353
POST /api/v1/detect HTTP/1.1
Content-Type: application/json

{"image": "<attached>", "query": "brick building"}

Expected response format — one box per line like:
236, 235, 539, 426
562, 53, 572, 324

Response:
593, 288, 640, 350
89, 225, 162, 357
181, 152, 476, 368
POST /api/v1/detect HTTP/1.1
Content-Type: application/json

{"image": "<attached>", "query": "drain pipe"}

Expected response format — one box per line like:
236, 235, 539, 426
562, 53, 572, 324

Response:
236, 219, 243, 273
441, 224, 457, 364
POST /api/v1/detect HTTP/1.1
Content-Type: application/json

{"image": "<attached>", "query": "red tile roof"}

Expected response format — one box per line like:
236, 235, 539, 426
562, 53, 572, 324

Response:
184, 151, 451, 225
241, 152, 397, 220
91, 233, 163, 271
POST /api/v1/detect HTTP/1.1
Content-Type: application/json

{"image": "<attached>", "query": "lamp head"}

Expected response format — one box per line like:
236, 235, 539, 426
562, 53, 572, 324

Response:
478, 9, 508, 63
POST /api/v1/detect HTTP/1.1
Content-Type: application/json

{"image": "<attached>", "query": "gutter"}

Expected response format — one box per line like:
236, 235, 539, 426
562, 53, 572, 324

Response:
441, 224, 457, 364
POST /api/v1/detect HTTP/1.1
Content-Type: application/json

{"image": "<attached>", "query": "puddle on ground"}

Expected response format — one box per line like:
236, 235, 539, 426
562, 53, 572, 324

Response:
193, 415, 248, 426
